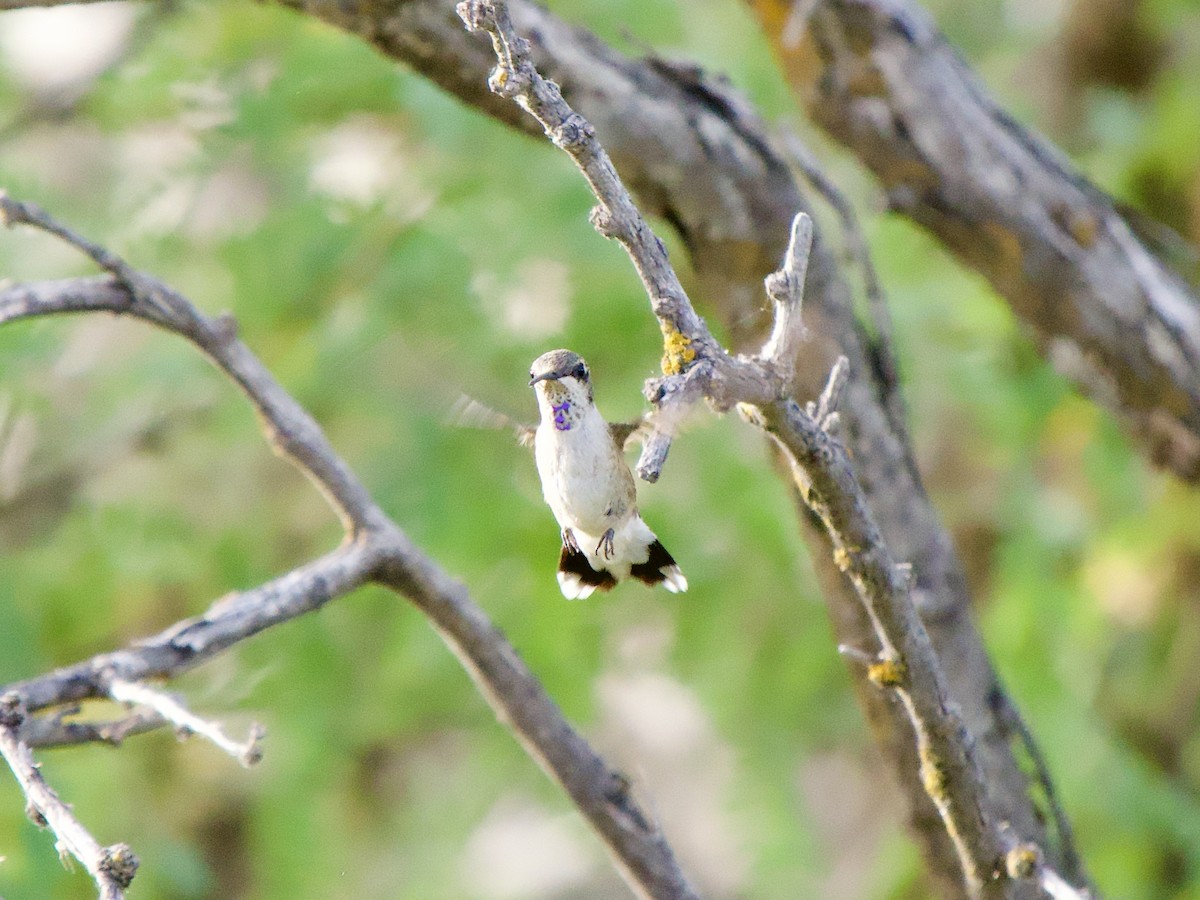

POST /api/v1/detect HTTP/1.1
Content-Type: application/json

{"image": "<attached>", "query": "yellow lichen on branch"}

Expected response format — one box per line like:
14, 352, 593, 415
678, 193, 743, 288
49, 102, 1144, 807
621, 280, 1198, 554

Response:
920, 745, 949, 799
868, 656, 907, 688
660, 325, 695, 375
1005, 845, 1040, 880
833, 544, 861, 571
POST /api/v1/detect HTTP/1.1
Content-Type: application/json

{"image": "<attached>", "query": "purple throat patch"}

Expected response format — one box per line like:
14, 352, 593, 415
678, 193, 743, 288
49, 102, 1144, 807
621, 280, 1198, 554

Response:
552, 400, 571, 431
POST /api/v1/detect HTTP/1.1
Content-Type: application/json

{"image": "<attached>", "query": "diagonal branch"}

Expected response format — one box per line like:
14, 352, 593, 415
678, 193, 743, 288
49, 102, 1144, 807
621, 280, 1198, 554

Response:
0, 694, 139, 900
457, 3, 1086, 896
0, 198, 697, 899
458, 3, 717, 361
3, 539, 381, 715
0, 195, 381, 534
748, 0, 1200, 481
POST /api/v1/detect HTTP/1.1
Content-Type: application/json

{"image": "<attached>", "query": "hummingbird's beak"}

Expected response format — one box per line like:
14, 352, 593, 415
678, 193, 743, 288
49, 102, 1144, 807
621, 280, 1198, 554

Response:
529, 372, 556, 387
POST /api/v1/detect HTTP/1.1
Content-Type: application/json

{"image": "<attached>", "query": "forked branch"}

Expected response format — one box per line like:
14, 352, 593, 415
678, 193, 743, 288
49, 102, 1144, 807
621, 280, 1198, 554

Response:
0, 192, 696, 899
108, 680, 266, 768
457, 3, 1086, 896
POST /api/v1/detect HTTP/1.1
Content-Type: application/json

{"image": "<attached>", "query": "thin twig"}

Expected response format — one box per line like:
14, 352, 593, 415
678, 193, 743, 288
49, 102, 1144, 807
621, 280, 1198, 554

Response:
5, 541, 379, 714
0, 192, 381, 534
807, 355, 848, 434
779, 132, 907, 439
0, 193, 178, 323
19, 707, 166, 750
108, 680, 265, 767
762, 210, 813, 383
0, 693, 139, 899
456, 1, 716, 359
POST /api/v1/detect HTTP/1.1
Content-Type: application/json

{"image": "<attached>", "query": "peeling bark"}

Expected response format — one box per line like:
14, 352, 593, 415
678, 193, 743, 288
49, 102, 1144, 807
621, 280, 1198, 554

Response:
749, 0, 1200, 481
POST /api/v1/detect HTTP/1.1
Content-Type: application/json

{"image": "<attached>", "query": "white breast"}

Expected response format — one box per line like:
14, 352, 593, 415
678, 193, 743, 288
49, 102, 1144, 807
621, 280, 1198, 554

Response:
535, 407, 623, 536
534, 383, 654, 581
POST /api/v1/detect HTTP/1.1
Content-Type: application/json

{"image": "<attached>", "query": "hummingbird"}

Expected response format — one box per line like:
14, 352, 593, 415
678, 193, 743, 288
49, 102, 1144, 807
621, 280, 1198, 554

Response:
528, 349, 687, 600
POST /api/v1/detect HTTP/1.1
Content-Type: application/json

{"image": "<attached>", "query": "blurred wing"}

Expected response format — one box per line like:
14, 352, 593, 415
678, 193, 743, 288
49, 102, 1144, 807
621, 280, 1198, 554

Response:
449, 395, 535, 448
609, 417, 649, 451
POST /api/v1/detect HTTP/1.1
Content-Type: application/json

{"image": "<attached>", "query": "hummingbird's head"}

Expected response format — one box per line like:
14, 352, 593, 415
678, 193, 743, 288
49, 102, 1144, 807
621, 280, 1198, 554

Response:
529, 349, 593, 424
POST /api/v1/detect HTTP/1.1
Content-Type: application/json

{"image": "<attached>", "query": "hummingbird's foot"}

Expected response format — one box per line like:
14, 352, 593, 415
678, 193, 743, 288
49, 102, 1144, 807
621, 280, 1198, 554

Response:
596, 528, 616, 560
562, 528, 580, 553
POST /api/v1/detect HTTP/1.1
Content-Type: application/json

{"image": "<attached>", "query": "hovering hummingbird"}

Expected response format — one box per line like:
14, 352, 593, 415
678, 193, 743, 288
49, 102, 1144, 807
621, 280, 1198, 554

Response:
527, 349, 687, 600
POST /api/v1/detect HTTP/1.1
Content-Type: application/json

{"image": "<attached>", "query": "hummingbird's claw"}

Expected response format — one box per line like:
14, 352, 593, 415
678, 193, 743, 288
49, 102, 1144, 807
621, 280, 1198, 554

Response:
562, 528, 581, 553
596, 528, 616, 560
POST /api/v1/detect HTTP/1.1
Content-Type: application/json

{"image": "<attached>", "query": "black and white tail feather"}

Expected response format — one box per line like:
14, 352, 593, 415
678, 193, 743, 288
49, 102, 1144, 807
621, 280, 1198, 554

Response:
557, 535, 686, 600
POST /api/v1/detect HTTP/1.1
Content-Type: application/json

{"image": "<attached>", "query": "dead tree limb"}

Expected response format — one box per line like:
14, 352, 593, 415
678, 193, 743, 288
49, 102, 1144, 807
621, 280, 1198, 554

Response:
748, 0, 1200, 480
0, 195, 697, 900
457, 3, 1089, 896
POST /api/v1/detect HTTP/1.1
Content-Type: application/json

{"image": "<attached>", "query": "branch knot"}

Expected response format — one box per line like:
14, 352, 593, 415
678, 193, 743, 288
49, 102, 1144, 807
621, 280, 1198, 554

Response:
488, 64, 525, 98
867, 655, 907, 688
0, 691, 25, 729
553, 112, 595, 150
588, 204, 617, 238
1004, 843, 1041, 880
26, 801, 49, 828
763, 270, 797, 304
100, 843, 140, 888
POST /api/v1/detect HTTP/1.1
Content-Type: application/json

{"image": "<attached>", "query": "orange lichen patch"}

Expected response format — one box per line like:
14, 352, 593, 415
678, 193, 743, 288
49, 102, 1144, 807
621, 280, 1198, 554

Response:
745, 0, 825, 96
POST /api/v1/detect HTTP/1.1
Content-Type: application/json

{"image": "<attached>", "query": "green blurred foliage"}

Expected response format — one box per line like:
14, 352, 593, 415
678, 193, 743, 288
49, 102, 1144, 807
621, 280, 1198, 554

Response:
0, 0, 1197, 897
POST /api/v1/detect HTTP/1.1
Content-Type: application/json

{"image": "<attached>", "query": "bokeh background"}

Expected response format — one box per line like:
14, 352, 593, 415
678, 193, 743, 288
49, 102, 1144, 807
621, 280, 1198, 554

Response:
1, 0, 1198, 897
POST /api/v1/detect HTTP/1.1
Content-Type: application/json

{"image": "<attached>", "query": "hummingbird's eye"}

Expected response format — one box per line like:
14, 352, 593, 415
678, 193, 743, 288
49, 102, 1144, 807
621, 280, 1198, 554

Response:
573, 363, 588, 380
